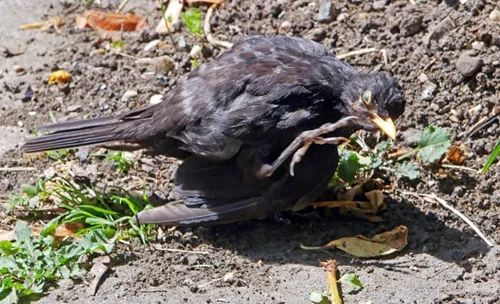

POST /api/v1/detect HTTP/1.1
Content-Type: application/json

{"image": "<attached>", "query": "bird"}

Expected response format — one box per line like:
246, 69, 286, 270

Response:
22, 35, 406, 226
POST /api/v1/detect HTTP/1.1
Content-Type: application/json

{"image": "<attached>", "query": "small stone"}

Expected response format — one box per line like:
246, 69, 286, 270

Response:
44, 167, 56, 179
279, 20, 292, 33
223, 272, 235, 283
21, 85, 34, 102
456, 52, 482, 77
12, 64, 26, 75
75, 147, 90, 162
143, 39, 160, 52
471, 41, 484, 50
307, 28, 326, 42
135, 56, 176, 74
121, 90, 138, 102
418, 73, 428, 83
372, 0, 388, 10
489, 8, 500, 24
315, 0, 336, 23
177, 36, 187, 49
421, 81, 438, 101
401, 15, 423, 37
189, 44, 203, 59
67, 105, 82, 112
401, 128, 421, 147
149, 94, 163, 105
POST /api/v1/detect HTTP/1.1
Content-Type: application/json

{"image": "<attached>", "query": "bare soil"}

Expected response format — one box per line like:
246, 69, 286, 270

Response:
0, 0, 498, 303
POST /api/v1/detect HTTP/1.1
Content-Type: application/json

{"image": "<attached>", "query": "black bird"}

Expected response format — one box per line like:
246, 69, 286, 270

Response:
22, 36, 405, 225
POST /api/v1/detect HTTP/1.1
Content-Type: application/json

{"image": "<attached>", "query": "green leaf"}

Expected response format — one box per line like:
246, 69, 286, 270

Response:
337, 150, 362, 182
481, 141, 499, 174
309, 290, 329, 304
110, 40, 125, 49
339, 273, 363, 290
394, 162, 420, 180
181, 8, 203, 37
417, 126, 451, 163
14, 221, 32, 244
0, 286, 18, 304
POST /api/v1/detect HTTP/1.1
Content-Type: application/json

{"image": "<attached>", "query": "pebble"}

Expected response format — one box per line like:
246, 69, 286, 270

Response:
143, 39, 160, 52
372, 0, 388, 10
456, 52, 482, 77
471, 41, 484, 51
135, 56, 176, 74
315, 0, 336, 23
22, 85, 34, 102
489, 8, 500, 24
121, 90, 138, 102
12, 64, 26, 75
189, 44, 203, 59
418, 72, 428, 83
67, 105, 82, 112
177, 36, 187, 49
149, 94, 163, 105
421, 81, 438, 101
401, 15, 423, 37
308, 28, 326, 42
279, 20, 292, 33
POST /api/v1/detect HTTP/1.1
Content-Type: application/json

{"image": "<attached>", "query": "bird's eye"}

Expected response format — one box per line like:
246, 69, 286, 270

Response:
361, 90, 372, 106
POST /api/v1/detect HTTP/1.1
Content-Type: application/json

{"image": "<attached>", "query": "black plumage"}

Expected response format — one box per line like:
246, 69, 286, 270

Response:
22, 35, 406, 225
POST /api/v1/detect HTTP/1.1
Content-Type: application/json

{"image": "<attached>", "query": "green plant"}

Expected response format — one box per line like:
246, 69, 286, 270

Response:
106, 151, 134, 174
5, 179, 51, 213
46, 149, 71, 161
481, 141, 499, 174
333, 125, 451, 183
0, 221, 114, 302
50, 178, 154, 243
181, 7, 203, 37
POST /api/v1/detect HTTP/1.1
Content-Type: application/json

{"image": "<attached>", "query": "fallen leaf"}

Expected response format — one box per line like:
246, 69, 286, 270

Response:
88, 256, 111, 296
20, 16, 65, 32
314, 182, 386, 222
302, 225, 408, 258
48, 70, 72, 84
446, 145, 468, 165
77, 10, 148, 32
0, 229, 15, 241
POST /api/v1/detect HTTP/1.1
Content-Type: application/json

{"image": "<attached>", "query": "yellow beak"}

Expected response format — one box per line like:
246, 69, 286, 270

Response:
370, 112, 397, 140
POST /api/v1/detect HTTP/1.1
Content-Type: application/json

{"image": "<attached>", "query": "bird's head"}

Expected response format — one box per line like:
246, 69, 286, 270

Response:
341, 72, 405, 139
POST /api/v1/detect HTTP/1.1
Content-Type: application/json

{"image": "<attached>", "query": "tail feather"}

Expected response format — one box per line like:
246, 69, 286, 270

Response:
22, 117, 144, 153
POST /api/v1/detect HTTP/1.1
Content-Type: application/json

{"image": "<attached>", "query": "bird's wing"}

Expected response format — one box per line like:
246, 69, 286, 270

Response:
135, 144, 340, 226
145, 36, 354, 160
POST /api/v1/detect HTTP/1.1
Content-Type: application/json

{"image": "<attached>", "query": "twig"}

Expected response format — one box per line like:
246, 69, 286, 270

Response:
403, 192, 495, 247
115, 0, 130, 13
165, 248, 210, 254
0, 166, 37, 172
380, 48, 389, 66
320, 260, 343, 304
197, 277, 223, 288
203, 4, 233, 48
158, 0, 178, 52
460, 113, 498, 138
336, 47, 378, 60
423, 58, 437, 71
440, 164, 477, 173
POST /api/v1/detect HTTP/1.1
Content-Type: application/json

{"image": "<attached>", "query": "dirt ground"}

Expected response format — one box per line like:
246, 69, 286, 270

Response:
0, 0, 499, 303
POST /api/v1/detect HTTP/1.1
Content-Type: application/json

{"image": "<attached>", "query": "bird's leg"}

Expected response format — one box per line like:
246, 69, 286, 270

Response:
255, 116, 358, 179
289, 136, 348, 176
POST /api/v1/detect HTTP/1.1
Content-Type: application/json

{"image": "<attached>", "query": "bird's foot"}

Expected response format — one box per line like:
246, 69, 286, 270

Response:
255, 116, 357, 179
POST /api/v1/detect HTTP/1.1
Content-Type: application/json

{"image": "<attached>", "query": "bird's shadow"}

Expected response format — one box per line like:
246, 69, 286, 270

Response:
178, 196, 491, 267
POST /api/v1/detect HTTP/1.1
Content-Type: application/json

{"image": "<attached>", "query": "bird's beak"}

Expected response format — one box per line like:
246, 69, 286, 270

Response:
370, 112, 396, 139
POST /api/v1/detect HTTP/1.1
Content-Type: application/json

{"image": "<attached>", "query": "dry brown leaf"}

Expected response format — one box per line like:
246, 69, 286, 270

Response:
446, 145, 468, 165
77, 10, 148, 32
48, 70, 72, 84
0, 223, 83, 242
303, 226, 408, 258
327, 225, 408, 257
314, 183, 386, 222
20, 16, 65, 32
